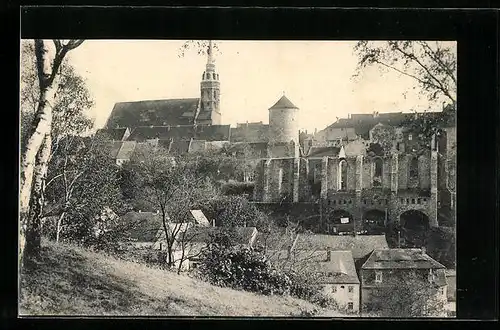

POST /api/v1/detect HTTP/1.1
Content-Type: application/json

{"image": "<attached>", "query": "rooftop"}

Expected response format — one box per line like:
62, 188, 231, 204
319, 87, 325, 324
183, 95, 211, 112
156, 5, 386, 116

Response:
269, 95, 299, 110
361, 248, 446, 270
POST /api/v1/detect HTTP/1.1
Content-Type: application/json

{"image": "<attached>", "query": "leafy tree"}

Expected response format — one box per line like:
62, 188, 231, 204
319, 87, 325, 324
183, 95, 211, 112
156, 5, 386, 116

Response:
20, 39, 86, 261
365, 271, 446, 317
353, 41, 456, 149
43, 134, 127, 244
124, 146, 219, 268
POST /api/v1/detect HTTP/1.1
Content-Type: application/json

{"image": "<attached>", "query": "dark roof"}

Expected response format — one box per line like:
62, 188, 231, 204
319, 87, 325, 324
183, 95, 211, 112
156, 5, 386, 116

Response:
230, 124, 269, 143
126, 125, 230, 142
195, 125, 231, 141
184, 226, 258, 246
106, 98, 200, 129
169, 140, 191, 155
307, 250, 360, 284
254, 227, 298, 250
307, 146, 340, 157
120, 211, 162, 242
96, 128, 128, 141
269, 95, 299, 110
115, 141, 137, 160
362, 248, 446, 270
294, 234, 389, 259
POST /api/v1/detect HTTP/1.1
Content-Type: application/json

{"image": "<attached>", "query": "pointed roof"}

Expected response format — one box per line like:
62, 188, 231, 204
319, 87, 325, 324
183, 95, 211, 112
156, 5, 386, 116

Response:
269, 95, 299, 110
338, 145, 346, 159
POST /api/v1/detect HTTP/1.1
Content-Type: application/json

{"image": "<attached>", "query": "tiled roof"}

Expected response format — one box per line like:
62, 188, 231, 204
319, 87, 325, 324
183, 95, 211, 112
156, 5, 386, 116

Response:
120, 211, 162, 242
116, 141, 137, 160
361, 248, 446, 270
184, 226, 258, 246
96, 128, 128, 141
265, 249, 359, 284
269, 95, 299, 110
126, 125, 230, 142
294, 234, 389, 259
106, 98, 200, 129
307, 146, 340, 157
254, 227, 298, 250
307, 250, 360, 284
169, 140, 191, 155
108, 141, 124, 159
230, 124, 269, 143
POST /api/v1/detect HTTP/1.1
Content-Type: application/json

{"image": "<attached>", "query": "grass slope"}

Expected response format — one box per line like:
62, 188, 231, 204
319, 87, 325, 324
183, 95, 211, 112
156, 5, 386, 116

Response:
19, 240, 346, 317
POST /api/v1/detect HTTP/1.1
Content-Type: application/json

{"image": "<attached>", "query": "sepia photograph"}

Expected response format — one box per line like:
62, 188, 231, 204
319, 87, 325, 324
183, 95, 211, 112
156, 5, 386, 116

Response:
19, 39, 457, 318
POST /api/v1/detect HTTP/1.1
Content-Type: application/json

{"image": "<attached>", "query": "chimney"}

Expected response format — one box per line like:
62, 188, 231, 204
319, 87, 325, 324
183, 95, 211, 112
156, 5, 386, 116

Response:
212, 219, 216, 227
326, 247, 331, 262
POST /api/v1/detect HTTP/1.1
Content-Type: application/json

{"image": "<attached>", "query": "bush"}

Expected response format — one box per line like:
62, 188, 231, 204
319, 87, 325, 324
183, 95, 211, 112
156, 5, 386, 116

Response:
198, 245, 292, 295
220, 181, 255, 196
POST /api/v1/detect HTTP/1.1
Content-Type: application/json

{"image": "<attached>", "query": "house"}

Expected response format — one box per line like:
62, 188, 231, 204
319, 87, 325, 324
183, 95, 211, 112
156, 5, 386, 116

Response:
119, 211, 192, 249
360, 248, 448, 315
293, 234, 389, 271
309, 250, 360, 313
173, 226, 258, 271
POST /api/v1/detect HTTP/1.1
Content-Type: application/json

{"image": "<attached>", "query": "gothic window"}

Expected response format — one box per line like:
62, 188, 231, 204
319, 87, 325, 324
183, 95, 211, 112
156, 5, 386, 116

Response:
338, 160, 347, 191
206, 73, 211, 80
409, 156, 419, 179
372, 157, 383, 187
278, 167, 284, 194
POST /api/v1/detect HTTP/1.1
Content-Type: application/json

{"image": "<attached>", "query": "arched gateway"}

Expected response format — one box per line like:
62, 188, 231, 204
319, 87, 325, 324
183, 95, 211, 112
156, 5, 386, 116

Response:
399, 210, 430, 247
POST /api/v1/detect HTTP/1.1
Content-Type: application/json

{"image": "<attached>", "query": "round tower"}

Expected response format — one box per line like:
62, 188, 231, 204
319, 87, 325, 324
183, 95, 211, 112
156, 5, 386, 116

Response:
268, 94, 300, 157
199, 40, 221, 125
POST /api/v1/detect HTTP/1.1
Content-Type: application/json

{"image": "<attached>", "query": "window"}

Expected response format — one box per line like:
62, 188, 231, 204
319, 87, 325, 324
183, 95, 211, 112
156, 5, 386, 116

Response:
375, 271, 382, 283
338, 160, 347, 190
439, 287, 444, 295
333, 200, 336, 205
409, 156, 419, 179
278, 168, 284, 195
348, 286, 354, 293
411, 198, 415, 204
332, 286, 337, 293
340, 285, 345, 289
347, 302, 354, 310
373, 157, 383, 187
417, 198, 421, 204
408, 134, 413, 141
214, 90, 217, 99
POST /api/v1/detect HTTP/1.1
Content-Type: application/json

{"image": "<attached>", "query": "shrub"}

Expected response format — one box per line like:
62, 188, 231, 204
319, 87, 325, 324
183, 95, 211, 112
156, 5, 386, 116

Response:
221, 181, 255, 196
198, 245, 293, 296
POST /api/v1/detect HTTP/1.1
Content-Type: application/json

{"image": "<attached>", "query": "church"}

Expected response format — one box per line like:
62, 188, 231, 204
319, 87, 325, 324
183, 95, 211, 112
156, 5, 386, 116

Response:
97, 41, 456, 240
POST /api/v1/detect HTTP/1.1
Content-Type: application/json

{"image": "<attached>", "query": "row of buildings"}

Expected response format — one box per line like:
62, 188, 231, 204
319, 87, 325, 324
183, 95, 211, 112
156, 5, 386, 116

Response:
97, 41, 456, 240
119, 210, 452, 315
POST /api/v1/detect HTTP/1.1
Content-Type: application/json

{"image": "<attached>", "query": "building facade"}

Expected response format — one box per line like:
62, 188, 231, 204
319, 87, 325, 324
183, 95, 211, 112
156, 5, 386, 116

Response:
99, 41, 456, 236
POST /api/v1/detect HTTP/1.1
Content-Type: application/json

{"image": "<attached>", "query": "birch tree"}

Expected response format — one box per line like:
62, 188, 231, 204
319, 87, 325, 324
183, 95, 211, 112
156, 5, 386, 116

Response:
20, 39, 85, 260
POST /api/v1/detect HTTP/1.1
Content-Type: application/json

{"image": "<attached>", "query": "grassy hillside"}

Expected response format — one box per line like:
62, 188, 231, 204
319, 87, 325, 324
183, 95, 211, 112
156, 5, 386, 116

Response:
19, 240, 346, 317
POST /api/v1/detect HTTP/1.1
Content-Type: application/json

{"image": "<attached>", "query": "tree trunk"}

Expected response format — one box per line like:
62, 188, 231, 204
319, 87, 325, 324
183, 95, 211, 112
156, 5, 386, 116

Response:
20, 40, 57, 215
24, 133, 52, 259
56, 211, 66, 243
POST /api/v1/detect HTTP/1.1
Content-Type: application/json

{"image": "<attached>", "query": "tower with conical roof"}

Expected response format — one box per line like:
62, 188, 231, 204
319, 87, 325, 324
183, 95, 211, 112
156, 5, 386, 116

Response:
267, 94, 300, 158
198, 40, 221, 125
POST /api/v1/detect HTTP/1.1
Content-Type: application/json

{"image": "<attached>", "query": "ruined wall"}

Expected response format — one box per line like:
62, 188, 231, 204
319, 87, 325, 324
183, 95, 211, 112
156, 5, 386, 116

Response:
382, 156, 391, 189
419, 154, 431, 189
346, 157, 357, 191
398, 154, 408, 190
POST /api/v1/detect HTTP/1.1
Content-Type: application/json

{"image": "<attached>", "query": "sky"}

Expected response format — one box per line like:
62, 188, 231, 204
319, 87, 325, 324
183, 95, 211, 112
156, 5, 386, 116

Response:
62, 40, 454, 133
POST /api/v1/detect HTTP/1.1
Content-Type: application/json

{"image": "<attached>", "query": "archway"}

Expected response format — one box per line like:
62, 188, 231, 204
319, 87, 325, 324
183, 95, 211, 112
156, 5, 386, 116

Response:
400, 210, 430, 248
363, 209, 386, 234
325, 209, 354, 234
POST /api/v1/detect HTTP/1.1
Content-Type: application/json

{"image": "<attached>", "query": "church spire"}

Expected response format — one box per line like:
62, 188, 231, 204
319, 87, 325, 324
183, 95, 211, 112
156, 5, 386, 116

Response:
207, 40, 214, 66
